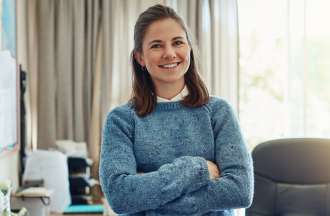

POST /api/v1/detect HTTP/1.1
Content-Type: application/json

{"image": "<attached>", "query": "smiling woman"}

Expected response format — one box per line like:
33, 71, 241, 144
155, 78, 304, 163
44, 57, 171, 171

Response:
134, 18, 191, 100
130, 4, 209, 117
99, 4, 253, 216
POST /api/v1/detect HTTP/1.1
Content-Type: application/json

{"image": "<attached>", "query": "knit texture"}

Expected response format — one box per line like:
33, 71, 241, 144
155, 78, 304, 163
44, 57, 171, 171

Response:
99, 96, 254, 216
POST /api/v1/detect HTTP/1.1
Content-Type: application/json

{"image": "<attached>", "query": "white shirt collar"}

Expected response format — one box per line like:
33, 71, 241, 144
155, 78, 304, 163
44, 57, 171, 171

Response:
157, 86, 188, 102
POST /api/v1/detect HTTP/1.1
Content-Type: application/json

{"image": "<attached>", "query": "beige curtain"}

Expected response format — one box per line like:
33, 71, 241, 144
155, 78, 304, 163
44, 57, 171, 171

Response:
17, 0, 239, 178
18, 0, 101, 151
17, 0, 39, 151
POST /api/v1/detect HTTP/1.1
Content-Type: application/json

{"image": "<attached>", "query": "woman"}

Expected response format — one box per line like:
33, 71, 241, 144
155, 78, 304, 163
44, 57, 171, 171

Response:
99, 4, 253, 216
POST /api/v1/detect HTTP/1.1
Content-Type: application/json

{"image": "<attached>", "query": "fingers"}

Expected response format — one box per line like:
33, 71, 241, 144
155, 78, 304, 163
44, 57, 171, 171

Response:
206, 160, 220, 180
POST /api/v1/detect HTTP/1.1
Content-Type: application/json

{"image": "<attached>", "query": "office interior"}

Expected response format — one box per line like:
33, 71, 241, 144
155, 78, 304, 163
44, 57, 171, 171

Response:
1, 0, 330, 215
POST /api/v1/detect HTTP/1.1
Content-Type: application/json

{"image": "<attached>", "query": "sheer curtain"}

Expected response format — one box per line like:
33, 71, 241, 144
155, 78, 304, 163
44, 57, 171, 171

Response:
238, 0, 330, 150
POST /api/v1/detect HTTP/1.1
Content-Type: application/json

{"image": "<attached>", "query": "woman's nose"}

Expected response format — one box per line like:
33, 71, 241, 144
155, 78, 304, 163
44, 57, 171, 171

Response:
162, 46, 176, 60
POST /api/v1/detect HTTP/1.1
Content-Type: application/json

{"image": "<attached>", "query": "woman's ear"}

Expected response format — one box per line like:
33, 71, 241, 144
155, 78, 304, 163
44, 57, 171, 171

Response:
134, 51, 145, 67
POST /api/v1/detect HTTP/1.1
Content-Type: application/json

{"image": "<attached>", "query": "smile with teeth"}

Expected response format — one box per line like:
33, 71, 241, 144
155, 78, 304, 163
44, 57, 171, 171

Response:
159, 62, 180, 69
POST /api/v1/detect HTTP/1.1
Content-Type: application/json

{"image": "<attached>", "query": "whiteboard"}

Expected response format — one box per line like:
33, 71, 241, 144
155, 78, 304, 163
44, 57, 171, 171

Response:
0, 0, 17, 153
0, 50, 16, 152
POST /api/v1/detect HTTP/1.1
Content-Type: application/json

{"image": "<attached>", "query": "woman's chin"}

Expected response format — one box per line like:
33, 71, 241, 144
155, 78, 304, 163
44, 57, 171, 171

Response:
158, 76, 184, 84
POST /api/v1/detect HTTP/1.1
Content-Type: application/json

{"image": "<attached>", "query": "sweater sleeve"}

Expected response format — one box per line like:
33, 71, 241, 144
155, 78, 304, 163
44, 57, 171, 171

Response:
99, 105, 210, 215
154, 98, 254, 215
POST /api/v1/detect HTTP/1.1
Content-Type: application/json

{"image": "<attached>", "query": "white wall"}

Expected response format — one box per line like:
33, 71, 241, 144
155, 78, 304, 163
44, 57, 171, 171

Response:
0, 151, 19, 189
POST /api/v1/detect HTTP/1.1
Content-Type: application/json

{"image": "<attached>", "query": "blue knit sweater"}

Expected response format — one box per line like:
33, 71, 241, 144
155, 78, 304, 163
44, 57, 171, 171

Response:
99, 97, 254, 216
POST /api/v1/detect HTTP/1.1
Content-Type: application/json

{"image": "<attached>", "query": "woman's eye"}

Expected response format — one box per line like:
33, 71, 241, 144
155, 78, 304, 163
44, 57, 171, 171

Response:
174, 41, 184, 46
151, 44, 161, 49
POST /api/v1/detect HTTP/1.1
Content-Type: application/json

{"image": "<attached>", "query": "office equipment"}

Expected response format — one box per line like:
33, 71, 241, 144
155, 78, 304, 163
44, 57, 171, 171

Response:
23, 150, 71, 212
69, 175, 97, 194
15, 187, 52, 198
67, 156, 98, 205
246, 138, 330, 216
11, 187, 52, 216
68, 157, 93, 174
22, 179, 44, 188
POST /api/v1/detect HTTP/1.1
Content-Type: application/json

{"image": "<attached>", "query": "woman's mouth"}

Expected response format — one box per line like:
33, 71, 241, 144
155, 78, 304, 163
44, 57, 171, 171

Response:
159, 62, 181, 69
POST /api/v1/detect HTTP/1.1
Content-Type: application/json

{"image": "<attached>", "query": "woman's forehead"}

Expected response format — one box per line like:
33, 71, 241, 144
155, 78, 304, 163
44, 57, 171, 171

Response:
143, 18, 186, 42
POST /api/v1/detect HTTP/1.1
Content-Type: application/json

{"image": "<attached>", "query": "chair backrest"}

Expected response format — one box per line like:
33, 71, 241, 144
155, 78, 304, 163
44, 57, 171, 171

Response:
246, 138, 330, 216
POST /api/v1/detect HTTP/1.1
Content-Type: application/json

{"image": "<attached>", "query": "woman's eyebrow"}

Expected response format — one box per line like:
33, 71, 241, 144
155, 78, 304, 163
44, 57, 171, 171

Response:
148, 36, 185, 46
172, 36, 184, 41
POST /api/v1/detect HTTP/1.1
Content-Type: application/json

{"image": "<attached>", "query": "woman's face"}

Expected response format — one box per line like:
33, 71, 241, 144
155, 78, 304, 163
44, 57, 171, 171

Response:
136, 18, 191, 89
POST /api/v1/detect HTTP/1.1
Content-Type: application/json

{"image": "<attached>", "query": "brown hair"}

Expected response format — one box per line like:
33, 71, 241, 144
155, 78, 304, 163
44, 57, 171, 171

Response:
130, 4, 209, 117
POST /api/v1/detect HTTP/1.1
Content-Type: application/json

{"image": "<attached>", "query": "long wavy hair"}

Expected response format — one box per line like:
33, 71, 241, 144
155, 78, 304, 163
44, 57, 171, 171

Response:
130, 4, 209, 117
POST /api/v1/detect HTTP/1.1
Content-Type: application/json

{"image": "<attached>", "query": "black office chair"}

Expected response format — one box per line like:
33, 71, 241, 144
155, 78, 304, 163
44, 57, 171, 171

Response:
246, 138, 330, 216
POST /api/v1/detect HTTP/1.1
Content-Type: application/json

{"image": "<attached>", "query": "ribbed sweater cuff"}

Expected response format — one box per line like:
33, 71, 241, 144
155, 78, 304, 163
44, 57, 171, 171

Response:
195, 157, 210, 185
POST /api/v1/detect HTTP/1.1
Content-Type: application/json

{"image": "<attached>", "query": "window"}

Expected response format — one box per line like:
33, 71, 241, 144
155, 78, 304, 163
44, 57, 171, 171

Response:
238, 0, 330, 149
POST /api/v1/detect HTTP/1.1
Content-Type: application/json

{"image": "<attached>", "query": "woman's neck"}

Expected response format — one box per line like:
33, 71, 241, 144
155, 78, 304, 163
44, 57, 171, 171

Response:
154, 80, 185, 100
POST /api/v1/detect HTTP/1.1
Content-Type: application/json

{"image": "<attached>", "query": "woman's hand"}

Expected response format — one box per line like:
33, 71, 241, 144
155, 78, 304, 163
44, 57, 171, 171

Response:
139, 160, 220, 180
206, 160, 220, 180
